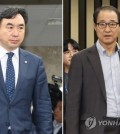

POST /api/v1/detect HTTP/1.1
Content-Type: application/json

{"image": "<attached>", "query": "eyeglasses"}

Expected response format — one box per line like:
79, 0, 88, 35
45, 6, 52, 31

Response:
96, 22, 119, 29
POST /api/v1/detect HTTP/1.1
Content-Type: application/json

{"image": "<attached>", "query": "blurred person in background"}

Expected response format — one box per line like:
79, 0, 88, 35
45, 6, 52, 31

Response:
63, 38, 80, 134
53, 100, 62, 134
63, 38, 80, 93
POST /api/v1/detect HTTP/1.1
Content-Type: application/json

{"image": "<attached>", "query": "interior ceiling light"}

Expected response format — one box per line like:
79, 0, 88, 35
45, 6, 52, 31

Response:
48, 18, 62, 25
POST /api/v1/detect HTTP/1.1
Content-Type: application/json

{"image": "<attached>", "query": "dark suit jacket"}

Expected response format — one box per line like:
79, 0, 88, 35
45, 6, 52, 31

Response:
66, 45, 109, 134
0, 48, 53, 134
57, 127, 62, 134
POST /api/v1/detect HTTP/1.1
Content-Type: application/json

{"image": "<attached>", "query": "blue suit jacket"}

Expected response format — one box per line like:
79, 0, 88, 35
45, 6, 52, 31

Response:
0, 48, 53, 134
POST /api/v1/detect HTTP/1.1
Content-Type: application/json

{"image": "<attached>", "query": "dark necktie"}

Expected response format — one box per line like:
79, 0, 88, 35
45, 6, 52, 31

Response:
6, 52, 15, 101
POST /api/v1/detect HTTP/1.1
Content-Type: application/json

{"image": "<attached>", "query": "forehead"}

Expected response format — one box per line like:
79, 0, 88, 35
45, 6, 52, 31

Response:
68, 43, 74, 49
97, 10, 118, 22
1, 14, 25, 25
57, 101, 62, 107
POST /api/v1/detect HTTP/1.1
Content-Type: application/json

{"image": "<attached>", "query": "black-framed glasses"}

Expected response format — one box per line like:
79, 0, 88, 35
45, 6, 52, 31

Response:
96, 22, 119, 29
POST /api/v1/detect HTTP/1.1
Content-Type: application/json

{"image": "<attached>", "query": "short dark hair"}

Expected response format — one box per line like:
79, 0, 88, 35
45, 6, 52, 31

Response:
93, 5, 120, 24
64, 38, 80, 52
0, 7, 28, 24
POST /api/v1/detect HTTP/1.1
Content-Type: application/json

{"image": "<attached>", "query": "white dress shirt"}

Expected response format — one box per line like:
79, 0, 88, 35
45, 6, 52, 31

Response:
0, 46, 19, 87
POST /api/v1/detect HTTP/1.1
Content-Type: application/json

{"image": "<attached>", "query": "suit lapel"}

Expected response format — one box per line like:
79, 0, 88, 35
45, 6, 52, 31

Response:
0, 62, 9, 101
87, 45, 106, 101
11, 49, 29, 103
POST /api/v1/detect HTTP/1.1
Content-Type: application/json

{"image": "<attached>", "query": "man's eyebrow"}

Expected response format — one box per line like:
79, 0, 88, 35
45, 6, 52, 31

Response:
6, 23, 13, 26
6, 23, 25, 26
18, 24, 24, 26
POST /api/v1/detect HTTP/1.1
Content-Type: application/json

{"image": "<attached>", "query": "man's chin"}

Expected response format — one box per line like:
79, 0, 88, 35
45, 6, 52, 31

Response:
10, 43, 20, 47
7, 44, 20, 51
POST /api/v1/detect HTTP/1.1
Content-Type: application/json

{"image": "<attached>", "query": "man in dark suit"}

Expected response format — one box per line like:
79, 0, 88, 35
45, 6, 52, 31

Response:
0, 7, 52, 134
66, 5, 120, 134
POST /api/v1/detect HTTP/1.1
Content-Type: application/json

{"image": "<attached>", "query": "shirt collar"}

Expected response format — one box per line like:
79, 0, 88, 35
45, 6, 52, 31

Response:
0, 46, 19, 59
96, 40, 120, 55
12, 48, 19, 59
53, 120, 62, 127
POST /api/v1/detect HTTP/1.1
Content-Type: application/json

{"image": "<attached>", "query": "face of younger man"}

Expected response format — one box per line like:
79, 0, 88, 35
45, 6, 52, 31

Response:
0, 14, 25, 51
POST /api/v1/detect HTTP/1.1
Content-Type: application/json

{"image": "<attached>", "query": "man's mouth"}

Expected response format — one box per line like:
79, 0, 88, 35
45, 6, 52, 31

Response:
10, 40, 19, 44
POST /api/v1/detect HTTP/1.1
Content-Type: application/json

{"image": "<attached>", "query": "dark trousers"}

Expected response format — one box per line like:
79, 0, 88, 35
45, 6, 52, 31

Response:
104, 117, 120, 134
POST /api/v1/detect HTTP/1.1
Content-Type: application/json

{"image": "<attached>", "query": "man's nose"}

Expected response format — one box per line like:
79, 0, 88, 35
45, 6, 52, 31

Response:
70, 51, 74, 56
12, 28, 19, 36
104, 25, 111, 31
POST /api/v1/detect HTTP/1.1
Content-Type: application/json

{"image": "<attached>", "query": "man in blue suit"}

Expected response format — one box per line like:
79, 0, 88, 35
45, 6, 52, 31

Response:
0, 7, 53, 134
